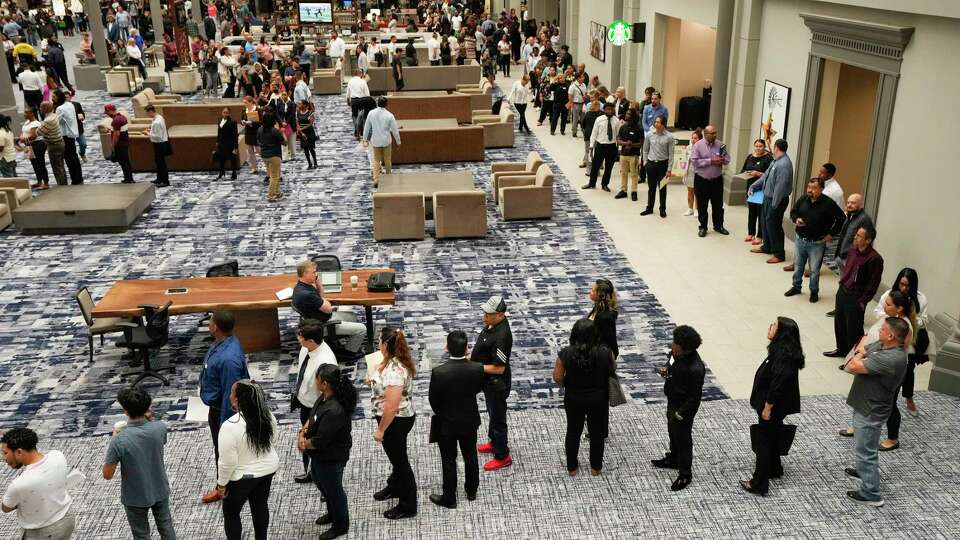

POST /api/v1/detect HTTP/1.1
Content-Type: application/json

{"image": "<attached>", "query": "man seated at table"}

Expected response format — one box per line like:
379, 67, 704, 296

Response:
292, 260, 366, 356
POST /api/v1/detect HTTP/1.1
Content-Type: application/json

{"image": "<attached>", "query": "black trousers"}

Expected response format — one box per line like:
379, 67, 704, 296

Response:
62, 137, 83, 184
694, 174, 724, 230
564, 397, 608, 472
666, 408, 695, 477
299, 406, 312, 473
538, 99, 553, 123
761, 198, 789, 259
208, 407, 222, 465
152, 142, 168, 184
394, 75, 405, 91
379, 415, 417, 512
747, 202, 763, 238
29, 141, 49, 185
128, 57, 147, 78
222, 473, 274, 540
23, 89, 42, 113
834, 286, 865, 354
115, 145, 134, 183
902, 357, 918, 399
483, 385, 510, 460
887, 391, 903, 440
217, 150, 238, 177
750, 411, 786, 493
550, 101, 568, 134
589, 144, 618, 188
645, 159, 668, 212
515, 103, 529, 132
437, 429, 479, 502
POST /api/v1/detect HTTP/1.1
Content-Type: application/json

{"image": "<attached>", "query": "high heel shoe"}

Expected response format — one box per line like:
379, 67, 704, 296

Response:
739, 480, 767, 496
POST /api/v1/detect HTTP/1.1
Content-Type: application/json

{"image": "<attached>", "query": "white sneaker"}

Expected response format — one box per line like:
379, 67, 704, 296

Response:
683, 208, 694, 216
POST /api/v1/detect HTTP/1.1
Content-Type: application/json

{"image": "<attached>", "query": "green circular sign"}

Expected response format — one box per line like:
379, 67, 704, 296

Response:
608, 19, 632, 46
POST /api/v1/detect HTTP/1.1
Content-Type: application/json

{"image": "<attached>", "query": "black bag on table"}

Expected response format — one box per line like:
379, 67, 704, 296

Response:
366, 272, 396, 292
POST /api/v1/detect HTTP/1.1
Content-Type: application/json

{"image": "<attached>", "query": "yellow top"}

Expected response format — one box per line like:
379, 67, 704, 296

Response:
12, 42, 36, 57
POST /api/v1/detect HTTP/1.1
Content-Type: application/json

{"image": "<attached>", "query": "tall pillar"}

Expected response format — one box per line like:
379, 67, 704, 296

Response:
725, 0, 763, 165
609, 0, 623, 89
709, 0, 735, 132
558, 0, 567, 45
623, 0, 642, 98
85, 0, 110, 67
568, 0, 579, 65
193, 0, 205, 39
151, 0, 166, 42
0, 46, 20, 130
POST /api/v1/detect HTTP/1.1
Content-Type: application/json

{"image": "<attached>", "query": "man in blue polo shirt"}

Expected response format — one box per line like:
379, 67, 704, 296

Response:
198, 310, 249, 504
103, 385, 176, 539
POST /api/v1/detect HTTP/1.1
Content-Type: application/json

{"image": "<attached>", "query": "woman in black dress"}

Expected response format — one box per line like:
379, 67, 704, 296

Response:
240, 96, 261, 173
298, 363, 356, 540
588, 278, 619, 358
553, 319, 614, 476
741, 316, 803, 496
296, 100, 317, 170
740, 139, 773, 244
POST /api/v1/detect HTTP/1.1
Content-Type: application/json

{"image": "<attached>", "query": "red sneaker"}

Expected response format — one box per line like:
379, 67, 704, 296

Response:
483, 455, 513, 471
477, 442, 494, 454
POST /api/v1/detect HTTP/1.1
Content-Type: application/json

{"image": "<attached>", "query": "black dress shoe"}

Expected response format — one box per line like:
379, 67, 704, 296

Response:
601, 185, 611, 192
614, 190, 627, 199
294, 473, 312, 484
823, 349, 845, 358
383, 506, 417, 520
697, 228, 707, 238
671, 475, 692, 491
466, 492, 477, 501
429, 494, 456, 509
810, 292, 819, 303
826, 309, 836, 317
784, 288, 802, 297
714, 227, 730, 235
660, 209, 667, 218
739, 480, 767, 496
373, 487, 396, 501
651, 458, 678, 469
315, 513, 332, 525
581, 183, 595, 189
640, 209, 653, 216
845, 467, 861, 479
631, 192, 638, 201
318, 528, 348, 540
839, 428, 854, 437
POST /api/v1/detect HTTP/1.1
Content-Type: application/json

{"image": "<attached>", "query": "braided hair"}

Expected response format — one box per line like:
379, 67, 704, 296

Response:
232, 380, 274, 456
315, 364, 358, 414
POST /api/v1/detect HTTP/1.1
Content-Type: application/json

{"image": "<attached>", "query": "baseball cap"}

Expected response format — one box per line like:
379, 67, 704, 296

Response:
481, 295, 507, 314
104, 103, 117, 113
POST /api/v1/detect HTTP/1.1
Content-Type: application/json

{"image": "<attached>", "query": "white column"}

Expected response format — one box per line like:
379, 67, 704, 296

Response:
85, 0, 110, 67
151, 0, 166, 42
709, 0, 735, 132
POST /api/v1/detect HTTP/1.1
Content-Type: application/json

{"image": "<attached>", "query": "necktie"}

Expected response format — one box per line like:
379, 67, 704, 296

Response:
606, 117, 612, 141
294, 351, 310, 398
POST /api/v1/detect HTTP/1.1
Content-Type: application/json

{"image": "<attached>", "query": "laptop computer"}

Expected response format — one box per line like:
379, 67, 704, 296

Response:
320, 271, 342, 293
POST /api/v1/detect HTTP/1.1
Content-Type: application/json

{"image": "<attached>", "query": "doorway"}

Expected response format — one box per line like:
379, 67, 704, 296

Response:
657, 15, 715, 129
808, 60, 880, 195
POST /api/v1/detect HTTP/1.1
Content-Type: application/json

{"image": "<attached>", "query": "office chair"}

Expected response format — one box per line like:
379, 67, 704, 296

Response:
290, 304, 363, 366
310, 254, 342, 272
75, 287, 130, 363
199, 260, 241, 327
116, 301, 174, 386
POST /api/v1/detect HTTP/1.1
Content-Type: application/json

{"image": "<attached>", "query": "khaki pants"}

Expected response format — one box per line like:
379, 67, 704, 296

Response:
265, 156, 282, 199
619, 155, 640, 194
372, 145, 392, 185
23, 512, 75, 539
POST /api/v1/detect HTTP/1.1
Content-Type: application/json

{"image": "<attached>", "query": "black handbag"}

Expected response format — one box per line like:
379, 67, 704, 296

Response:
366, 272, 396, 292
911, 328, 931, 364
491, 98, 503, 115
750, 423, 797, 456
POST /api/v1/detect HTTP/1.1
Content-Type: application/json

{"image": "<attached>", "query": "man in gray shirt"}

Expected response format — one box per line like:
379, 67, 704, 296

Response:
103, 386, 176, 539
362, 96, 400, 188
749, 139, 793, 263
842, 317, 909, 507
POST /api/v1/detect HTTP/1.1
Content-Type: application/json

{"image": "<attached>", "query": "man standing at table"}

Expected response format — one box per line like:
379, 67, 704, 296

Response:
471, 295, 514, 472
198, 310, 249, 504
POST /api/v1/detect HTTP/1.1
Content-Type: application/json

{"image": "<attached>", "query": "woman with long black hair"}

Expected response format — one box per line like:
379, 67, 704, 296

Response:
369, 326, 418, 520
587, 278, 619, 358
296, 99, 317, 169
553, 319, 615, 476
741, 317, 803, 496
217, 380, 280, 540
298, 364, 356, 540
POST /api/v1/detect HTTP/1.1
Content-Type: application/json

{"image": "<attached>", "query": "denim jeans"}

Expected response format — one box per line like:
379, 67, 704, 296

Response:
124, 499, 177, 540
852, 410, 885, 501
792, 237, 826, 293
311, 461, 349, 533
77, 130, 87, 158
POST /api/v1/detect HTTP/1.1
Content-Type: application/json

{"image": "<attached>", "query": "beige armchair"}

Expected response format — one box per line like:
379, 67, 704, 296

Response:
490, 151, 544, 204
312, 68, 342, 95
498, 164, 554, 220
131, 88, 182, 117
0, 178, 32, 211
457, 77, 491, 94
373, 192, 425, 241
433, 190, 487, 239
0, 199, 10, 231
473, 107, 515, 148
106, 67, 141, 96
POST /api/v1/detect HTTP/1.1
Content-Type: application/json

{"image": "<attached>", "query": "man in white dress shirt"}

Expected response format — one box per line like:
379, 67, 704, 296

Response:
819, 163, 844, 208
327, 30, 346, 69
290, 320, 338, 484
362, 96, 401, 188
584, 101, 623, 191
53, 90, 83, 184
427, 32, 441, 66
144, 105, 170, 187
345, 69, 371, 123
2, 428, 85, 540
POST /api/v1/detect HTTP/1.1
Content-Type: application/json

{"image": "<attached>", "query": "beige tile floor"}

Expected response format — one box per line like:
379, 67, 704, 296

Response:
498, 72, 931, 398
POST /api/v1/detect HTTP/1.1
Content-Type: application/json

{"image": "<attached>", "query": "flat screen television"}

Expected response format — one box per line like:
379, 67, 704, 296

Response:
298, 2, 333, 23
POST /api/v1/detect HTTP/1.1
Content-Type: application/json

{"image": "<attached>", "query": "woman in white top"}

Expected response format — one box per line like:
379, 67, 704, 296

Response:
873, 268, 931, 417
0, 114, 16, 177
125, 38, 146, 78
368, 326, 417, 520
679, 128, 702, 216
217, 380, 280, 540
356, 43, 369, 76
840, 290, 914, 449
497, 35, 511, 76
217, 46, 239, 98
506, 74, 533, 134
18, 108, 48, 188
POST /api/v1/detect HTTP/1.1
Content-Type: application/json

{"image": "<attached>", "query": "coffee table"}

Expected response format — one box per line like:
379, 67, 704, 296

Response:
398, 118, 460, 130
377, 172, 475, 218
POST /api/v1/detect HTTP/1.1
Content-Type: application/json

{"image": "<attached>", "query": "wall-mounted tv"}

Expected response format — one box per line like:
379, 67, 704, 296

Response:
299, 2, 333, 23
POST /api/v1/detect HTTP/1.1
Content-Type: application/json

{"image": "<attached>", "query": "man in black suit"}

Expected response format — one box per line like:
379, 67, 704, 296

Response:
214, 108, 239, 180
651, 325, 706, 492
428, 331, 485, 509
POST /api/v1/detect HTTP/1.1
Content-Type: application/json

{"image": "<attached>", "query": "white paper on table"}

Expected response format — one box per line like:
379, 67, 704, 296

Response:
185, 396, 210, 423
275, 287, 294, 300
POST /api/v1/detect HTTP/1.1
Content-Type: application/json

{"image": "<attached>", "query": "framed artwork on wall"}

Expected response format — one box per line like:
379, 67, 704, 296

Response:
590, 21, 607, 62
759, 80, 791, 149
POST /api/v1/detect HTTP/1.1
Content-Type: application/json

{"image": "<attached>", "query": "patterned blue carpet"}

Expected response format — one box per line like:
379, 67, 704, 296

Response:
0, 88, 726, 437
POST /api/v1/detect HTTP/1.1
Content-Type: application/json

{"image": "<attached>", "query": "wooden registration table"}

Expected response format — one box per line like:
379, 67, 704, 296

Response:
91, 269, 395, 353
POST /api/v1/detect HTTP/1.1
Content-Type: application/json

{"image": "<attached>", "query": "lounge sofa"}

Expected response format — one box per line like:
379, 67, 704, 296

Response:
373, 192, 425, 241
392, 125, 485, 164
473, 107, 515, 148
387, 92, 473, 123
434, 190, 487, 238
0, 178, 32, 212
498, 164, 554, 221
489, 151, 544, 204
0, 198, 10, 231
367, 63, 482, 93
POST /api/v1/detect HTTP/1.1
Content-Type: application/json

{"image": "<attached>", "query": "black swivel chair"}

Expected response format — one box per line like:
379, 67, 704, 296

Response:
199, 260, 240, 327
290, 303, 358, 366
310, 254, 341, 272
116, 301, 174, 386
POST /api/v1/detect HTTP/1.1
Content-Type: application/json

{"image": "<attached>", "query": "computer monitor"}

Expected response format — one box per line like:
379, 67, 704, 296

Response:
298, 2, 333, 24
